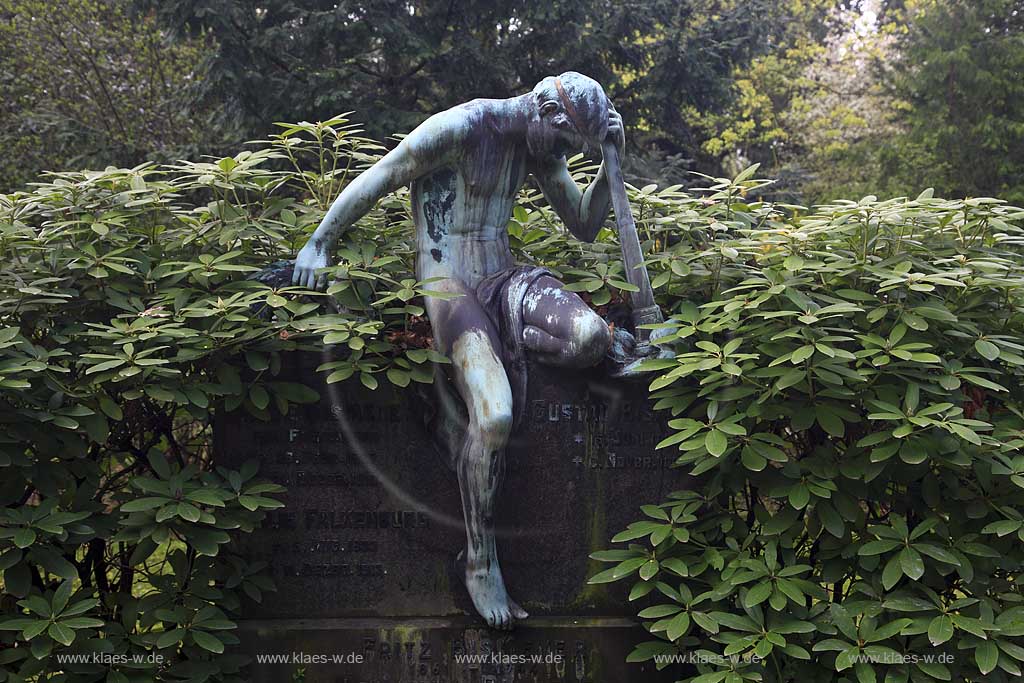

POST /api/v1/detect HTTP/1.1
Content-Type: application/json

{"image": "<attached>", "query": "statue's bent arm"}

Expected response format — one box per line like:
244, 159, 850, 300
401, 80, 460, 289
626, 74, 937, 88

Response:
531, 155, 613, 243
293, 110, 469, 288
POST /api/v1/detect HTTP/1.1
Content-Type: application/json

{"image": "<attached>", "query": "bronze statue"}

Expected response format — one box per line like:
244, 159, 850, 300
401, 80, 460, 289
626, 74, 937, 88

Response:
294, 72, 664, 629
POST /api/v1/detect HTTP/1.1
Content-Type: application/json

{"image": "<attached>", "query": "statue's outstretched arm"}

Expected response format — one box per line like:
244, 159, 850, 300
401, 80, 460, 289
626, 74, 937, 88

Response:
532, 105, 625, 243
293, 110, 467, 289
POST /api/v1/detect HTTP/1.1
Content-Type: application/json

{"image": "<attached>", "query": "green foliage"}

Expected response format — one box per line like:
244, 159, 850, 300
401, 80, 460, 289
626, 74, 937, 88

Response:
0, 118, 451, 681
594, 172, 1024, 681
7, 99, 1024, 682
0, 112, 695, 679
711, 0, 1024, 204
697, 2, 902, 202
695, 0, 836, 162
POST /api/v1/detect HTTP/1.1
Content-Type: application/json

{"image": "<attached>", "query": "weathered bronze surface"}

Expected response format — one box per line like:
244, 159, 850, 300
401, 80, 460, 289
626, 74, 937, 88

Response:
290, 71, 670, 629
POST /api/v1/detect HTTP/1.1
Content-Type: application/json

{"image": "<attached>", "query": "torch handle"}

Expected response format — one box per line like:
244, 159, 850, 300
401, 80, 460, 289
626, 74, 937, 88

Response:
601, 141, 661, 343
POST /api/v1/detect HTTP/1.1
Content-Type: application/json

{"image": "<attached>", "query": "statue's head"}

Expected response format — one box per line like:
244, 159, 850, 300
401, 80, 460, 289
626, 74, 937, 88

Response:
527, 72, 609, 159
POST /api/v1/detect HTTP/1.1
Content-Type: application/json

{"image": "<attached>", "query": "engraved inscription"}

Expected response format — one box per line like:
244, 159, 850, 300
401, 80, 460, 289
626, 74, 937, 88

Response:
218, 360, 683, 623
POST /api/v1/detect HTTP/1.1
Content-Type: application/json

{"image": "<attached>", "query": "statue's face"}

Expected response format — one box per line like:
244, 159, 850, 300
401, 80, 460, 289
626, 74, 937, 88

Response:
528, 98, 588, 159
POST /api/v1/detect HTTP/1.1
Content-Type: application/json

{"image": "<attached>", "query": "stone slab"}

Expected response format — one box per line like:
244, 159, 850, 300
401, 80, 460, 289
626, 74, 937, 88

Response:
215, 355, 691, 681
234, 617, 677, 683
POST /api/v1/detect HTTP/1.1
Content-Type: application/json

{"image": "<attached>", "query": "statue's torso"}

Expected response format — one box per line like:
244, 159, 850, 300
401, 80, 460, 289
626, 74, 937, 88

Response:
412, 113, 529, 289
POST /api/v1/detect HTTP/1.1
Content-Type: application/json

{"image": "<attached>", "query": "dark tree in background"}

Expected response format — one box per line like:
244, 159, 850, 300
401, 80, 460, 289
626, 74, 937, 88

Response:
0, 0, 210, 189
140, 0, 806, 168
879, 0, 1024, 203
677, 0, 1024, 203
2, 0, 1022, 201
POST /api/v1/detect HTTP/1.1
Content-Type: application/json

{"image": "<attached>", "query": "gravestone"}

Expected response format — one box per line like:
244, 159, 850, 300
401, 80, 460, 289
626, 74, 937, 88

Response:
215, 353, 690, 682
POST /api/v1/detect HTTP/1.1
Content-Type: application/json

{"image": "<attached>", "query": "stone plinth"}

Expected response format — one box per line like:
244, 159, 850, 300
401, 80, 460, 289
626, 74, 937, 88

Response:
215, 355, 690, 682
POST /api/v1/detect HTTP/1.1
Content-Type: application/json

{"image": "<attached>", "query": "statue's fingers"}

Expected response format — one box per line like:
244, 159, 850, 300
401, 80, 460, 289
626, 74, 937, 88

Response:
291, 267, 301, 285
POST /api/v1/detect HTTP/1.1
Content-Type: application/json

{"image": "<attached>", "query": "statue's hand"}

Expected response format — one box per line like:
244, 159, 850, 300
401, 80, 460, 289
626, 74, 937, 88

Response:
607, 103, 625, 156
292, 241, 330, 290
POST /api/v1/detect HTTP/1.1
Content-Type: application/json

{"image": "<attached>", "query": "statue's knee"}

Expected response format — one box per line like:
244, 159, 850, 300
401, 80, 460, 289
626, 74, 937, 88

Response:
478, 405, 513, 449
451, 328, 514, 449
574, 311, 611, 366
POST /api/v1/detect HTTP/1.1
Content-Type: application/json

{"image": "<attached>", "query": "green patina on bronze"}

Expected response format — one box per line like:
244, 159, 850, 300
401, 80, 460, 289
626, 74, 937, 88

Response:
289, 71, 667, 630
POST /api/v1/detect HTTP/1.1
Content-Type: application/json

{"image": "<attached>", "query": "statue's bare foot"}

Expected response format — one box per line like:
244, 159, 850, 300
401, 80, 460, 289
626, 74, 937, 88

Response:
462, 561, 528, 630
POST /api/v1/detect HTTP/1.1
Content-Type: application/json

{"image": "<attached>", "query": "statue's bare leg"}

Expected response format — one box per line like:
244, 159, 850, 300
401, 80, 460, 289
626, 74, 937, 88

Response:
522, 275, 611, 367
426, 279, 528, 630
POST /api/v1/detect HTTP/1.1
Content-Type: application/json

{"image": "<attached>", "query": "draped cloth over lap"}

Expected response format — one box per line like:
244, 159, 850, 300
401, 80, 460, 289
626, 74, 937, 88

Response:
475, 265, 552, 428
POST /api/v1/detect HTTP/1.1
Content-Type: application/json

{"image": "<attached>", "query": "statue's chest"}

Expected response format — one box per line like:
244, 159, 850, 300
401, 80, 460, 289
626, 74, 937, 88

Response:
460, 141, 526, 201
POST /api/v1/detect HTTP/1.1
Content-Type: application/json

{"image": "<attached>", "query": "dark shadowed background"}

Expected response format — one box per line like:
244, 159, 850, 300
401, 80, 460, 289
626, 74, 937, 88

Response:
2, 0, 1022, 203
